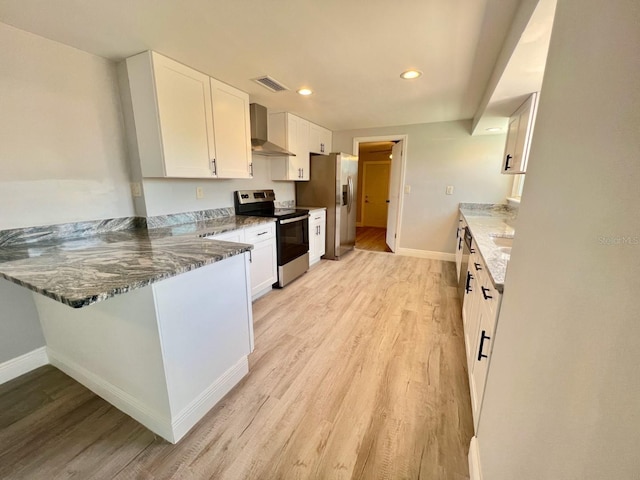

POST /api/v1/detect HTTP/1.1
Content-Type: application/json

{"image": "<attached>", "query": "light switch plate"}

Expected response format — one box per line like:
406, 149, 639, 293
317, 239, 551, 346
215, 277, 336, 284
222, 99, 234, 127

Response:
446, 186, 454, 195
130, 182, 142, 197
196, 187, 204, 199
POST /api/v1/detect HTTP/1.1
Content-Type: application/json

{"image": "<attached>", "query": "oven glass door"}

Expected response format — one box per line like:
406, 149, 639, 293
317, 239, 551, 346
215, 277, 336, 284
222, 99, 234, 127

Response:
277, 215, 309, 266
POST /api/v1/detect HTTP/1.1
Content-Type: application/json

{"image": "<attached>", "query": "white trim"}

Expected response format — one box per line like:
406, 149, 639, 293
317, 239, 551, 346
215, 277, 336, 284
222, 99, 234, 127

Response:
353, 135, 408, 252
397, 248, 455, 262
0, 347, 49, 385
468, 436, 483, 480
171, 356, 249, 442
47, 347, 174, 442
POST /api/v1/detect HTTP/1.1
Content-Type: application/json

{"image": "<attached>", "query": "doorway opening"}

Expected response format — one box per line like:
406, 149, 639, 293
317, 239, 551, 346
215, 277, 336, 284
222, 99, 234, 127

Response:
353, 135, 407, 254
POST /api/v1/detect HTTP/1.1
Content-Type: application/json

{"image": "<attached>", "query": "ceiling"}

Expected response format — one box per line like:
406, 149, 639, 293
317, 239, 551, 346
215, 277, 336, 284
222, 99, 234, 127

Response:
0, 0, 528, 131
473, 0, 557, 134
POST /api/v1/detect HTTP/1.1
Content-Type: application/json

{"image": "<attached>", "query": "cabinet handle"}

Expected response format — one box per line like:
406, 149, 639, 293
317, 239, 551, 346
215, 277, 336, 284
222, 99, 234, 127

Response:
470, 247, 476, 254
249, 163, 253, 176
211, 158, 217, 175
477, 330, 490, 361
465, 271, 474, 293
505, 154, 512, 171
481, 286, 493, 300
257, 231, 268, 236
458, 237, 462, 250
474, 262, 482, 271
249, 250, 252, 263
321, 143, 324, 153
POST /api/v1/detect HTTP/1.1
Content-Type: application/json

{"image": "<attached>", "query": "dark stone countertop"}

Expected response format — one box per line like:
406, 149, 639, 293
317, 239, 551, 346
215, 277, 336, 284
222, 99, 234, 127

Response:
0, 215, 275, 308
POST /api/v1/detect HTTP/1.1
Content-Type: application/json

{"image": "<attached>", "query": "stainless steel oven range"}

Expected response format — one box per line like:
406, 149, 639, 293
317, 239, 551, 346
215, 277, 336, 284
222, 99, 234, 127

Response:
234, 189, 309, 288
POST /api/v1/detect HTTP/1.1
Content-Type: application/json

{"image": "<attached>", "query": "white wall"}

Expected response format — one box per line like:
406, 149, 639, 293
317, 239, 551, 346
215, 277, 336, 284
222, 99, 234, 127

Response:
333, 121, 512, 253
0, 22, 135, 228
0, 23, 135, 367
0, 280, 44, 364
141, 158, 295, 216
477, 1, 640, 478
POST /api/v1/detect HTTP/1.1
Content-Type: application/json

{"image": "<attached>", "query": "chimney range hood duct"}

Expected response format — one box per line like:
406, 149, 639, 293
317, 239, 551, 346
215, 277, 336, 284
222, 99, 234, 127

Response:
250, 103, 295, 157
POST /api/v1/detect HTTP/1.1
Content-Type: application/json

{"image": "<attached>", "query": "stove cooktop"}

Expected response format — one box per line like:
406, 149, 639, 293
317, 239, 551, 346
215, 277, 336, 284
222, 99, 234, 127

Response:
244, 208, 309, 220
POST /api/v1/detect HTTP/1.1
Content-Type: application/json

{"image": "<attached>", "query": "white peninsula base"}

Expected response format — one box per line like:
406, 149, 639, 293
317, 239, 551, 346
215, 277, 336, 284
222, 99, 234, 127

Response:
33, 253, 254, 443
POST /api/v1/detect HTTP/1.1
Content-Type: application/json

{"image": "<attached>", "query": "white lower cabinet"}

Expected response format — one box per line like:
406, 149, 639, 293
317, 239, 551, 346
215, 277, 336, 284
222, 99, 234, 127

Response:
244, 223, 277, 299
462, 252, 502, 431
308, 208, 326, 266
207, 222, 277, 300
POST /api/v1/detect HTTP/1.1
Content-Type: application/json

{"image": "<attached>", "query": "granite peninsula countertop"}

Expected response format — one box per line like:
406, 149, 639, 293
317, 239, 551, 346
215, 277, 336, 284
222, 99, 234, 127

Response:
0, 215, 275, 308
459, 203, 517, 292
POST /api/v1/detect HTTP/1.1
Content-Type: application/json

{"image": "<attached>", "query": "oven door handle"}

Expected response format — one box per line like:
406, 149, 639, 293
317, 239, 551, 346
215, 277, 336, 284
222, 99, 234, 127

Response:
279, 214, 310, 225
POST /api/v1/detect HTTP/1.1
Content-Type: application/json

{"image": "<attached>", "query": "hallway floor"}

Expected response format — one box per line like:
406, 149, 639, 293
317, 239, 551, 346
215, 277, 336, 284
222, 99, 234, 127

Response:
355, 226, 392, 253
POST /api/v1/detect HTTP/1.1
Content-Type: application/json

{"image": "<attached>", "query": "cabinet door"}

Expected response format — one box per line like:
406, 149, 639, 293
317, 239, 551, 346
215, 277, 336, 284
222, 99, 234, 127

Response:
316, 211, 326, 257
152, 53, 215, 178
269, 113, 310, 181
502, 92, 537, 174
470, 295, 499, 430
308, 210, 326, 265
290, 115, 310, 180
309, 123, 331, 155
244, 224, 277, 299
210, 78, 252, 179
501, 115, 520, 173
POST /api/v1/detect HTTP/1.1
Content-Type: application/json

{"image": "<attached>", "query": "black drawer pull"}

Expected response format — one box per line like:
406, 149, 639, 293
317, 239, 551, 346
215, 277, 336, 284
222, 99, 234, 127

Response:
481, 286, 493, 300
477, 330, 490, 361
465, 272, 474, 293
474, 262, 482, 271
470, 248, 476, 253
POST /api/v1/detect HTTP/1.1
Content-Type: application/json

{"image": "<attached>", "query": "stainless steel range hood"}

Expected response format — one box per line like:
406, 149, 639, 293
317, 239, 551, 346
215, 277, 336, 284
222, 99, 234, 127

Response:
250, 103, 295, 157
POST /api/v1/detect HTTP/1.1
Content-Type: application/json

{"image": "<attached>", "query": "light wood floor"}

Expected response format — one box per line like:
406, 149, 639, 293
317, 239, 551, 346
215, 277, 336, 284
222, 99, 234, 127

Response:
355, 226, 392, 253
0, 250, 473, 479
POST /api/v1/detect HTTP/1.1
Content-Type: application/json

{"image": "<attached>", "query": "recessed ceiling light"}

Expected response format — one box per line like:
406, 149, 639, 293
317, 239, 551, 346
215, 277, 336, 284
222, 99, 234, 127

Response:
400, 70, 422, 80
297, 88, 313, 96
485, 127, 502, 132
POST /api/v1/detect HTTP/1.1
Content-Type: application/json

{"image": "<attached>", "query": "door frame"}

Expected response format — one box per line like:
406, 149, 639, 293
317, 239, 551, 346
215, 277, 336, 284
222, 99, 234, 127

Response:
361, 160, 391, 228
353, 135, 408, 253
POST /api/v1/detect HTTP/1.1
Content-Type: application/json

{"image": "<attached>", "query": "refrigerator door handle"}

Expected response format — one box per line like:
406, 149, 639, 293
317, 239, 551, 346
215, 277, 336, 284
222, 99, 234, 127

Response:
347, 176, 354, 213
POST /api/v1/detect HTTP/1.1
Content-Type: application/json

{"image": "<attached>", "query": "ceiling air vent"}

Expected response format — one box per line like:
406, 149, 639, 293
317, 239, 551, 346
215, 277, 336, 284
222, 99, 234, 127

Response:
252, 75, 289, 93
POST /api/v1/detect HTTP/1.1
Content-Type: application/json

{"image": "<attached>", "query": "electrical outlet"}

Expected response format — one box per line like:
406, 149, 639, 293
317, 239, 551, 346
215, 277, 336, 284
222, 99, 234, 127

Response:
130, 182, 142, 197
404, 185, 411, 194
446, 185, 454, 195
196, 187, 204, 199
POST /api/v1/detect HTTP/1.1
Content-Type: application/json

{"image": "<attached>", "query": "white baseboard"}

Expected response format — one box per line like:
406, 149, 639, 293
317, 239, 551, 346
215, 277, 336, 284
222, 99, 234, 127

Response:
0, 346, 49, 385
47, 348, 174, 442
468, 436, 483, 480
397, 248, 455, 262
171, 356, 249, 442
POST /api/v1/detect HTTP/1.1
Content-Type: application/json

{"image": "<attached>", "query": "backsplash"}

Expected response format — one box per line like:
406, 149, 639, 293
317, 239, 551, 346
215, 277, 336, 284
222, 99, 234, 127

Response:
144, 208, 235, 229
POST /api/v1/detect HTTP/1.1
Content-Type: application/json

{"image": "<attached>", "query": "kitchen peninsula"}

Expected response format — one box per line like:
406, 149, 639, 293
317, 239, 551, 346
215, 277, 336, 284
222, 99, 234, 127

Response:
0, 212, 274, 443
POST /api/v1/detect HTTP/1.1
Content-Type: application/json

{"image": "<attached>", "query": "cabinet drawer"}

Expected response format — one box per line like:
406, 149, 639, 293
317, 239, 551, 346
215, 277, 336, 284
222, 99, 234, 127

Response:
244, 223, 275, 244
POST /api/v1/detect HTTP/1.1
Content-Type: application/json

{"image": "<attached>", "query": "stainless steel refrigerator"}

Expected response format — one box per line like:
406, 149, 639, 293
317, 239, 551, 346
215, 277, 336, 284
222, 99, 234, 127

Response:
296, 153, 358, 260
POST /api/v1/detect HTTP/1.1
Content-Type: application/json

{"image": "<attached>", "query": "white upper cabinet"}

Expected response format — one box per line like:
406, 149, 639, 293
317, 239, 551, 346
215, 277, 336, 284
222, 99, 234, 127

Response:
126, 51, 251, 179
501, 92, 538, 174
309, 122, 332, 155
210, 78, 252, 179
268, 112, 310, 181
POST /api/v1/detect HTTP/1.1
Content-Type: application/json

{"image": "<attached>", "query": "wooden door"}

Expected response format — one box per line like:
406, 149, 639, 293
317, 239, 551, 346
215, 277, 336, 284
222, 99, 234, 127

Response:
362, 161, 391, 228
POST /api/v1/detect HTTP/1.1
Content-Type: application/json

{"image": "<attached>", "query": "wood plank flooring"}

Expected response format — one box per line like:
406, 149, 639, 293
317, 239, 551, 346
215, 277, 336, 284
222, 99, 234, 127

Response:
0, 250, 473, 479
355, 227, 392, 253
